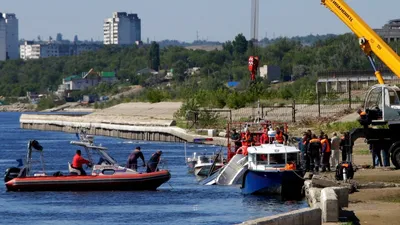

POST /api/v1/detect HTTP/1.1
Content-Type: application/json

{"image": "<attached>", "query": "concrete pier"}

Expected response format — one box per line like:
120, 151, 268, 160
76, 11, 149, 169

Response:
19, 113, 226, 145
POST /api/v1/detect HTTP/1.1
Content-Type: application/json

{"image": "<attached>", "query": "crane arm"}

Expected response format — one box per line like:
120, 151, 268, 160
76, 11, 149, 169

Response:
321, 0, 400, 84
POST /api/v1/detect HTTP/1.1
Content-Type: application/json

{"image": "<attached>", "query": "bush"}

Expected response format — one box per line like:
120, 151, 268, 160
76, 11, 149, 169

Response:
36, 97, 56, 111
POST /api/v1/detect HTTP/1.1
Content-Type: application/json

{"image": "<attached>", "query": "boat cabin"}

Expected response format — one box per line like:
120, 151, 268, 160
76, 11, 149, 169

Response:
246, 143, 300, 172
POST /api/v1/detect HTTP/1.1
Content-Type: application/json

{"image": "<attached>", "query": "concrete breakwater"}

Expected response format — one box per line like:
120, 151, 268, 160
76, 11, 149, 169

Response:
19, 113, 226, 145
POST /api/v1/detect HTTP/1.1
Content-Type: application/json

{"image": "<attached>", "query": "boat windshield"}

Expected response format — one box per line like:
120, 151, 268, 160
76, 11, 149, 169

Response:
269, 154, 285, 165
287, 153, 298, 163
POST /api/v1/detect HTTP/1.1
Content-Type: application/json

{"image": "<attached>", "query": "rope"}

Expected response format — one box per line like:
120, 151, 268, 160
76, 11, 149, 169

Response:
289, 169, 306, 181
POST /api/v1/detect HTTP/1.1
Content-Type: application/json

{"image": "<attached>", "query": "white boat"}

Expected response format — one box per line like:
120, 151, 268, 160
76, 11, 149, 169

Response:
193, 152, 224, 177
215, 154, 248, 185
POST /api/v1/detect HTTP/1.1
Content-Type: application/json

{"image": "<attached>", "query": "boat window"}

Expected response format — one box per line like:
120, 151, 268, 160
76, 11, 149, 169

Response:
199, 156, 209, 163
287, 153, 298, 163
269, 154, 285, 164
256, 154, 268, 164
102, 169, 115, 175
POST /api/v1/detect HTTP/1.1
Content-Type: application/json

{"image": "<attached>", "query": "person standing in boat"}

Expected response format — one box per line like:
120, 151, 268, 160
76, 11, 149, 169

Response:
146, 150, 163, 173
231, 129, 242, 150
72, 149, 92, 176
127, 147, 146, 171
275, 127, 285, 144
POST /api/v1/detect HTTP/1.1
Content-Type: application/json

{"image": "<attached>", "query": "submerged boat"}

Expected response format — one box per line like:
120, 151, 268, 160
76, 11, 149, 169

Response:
4, 137, 171, 192
185, 139, 225, 177
241, 142, 304, 199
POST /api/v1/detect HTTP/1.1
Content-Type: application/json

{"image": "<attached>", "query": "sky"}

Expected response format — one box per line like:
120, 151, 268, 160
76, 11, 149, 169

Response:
2, 0, 400, 42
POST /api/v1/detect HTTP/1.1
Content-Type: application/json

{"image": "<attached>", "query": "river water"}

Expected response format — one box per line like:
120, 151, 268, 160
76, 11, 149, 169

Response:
0, 112, 307, 225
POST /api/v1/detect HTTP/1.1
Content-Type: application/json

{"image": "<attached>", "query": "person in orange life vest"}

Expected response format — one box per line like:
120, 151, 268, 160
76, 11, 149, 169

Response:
275, 127, 285, 144
72, 149, 92, 176
307, 134, 322, 172
260, 127, 269, 144
320, 134, 331, 172
242, 129, 252, 147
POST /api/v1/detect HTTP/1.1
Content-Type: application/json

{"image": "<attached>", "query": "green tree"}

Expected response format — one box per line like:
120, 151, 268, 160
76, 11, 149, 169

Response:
232, 33, 248, 55
172, 60, 188, 82
149, 41, 160, 71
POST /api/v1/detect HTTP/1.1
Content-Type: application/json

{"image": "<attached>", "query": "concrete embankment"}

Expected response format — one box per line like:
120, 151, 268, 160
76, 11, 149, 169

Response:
239, 207, 322, 225
19, 113, 226, 145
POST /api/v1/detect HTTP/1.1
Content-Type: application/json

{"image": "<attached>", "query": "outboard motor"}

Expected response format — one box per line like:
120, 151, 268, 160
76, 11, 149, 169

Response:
335, 162, 354, 181
29, 140, 43, 151
4, 167, 21, 183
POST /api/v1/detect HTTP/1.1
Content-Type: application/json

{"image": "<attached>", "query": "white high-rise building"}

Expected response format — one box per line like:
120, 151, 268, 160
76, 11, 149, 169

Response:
0, 13, 19, 61
0, 17, 6, 61
3, 13, 19, 59
103, 12, 141, 45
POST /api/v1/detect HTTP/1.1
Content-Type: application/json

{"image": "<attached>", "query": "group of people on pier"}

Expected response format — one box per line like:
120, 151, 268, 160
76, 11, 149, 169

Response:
299, 130, 353, 173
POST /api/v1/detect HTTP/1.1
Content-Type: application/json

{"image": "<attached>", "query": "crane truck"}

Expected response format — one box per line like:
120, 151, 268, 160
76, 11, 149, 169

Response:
321, 0, 400, 168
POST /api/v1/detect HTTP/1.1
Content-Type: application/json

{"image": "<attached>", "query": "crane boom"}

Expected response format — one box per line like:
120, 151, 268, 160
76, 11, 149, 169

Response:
321, 0, 400, 84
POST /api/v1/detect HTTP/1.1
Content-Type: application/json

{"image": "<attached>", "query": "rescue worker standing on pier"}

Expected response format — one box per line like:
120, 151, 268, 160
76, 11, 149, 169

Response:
307, 134, 322, 173
340, 132, 353, 162
321, 134, 331, 172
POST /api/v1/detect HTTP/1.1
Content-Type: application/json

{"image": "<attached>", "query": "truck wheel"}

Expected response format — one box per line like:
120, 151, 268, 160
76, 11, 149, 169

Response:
391, 147, 400, 169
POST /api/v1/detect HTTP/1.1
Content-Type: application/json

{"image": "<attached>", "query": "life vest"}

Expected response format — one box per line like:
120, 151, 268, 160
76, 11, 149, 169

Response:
242, 132, 252, 146
285, 163, 296, 170
260, 133, 269, 144
321, 138, 331, 153
276, 132, 284, 143
309, 138, 320, 144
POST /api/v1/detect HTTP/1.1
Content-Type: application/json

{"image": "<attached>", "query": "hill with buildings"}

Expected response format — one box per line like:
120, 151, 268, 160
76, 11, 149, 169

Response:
0, 32, 399, 111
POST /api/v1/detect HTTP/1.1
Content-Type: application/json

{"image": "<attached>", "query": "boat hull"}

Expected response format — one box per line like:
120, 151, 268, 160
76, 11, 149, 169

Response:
241, 170, 304, 198
5, 170, 171, 192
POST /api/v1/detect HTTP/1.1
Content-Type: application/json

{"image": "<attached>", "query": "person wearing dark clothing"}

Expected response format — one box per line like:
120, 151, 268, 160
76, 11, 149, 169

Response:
127, 147, 145, 171
71, 149, 91, 176
340, 132, 353, 162
382, 142, 391, 167
280, 127, 289, 145
321, 134, 331, 172
307, 135, 322, 172
146, 150, 163, 173
371, 143, 383, 167
300, 133, 309, 171
231, 129, 242, 150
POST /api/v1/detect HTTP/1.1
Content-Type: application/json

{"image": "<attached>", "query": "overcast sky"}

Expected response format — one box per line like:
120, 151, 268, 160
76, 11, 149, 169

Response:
2, 0, 400, 42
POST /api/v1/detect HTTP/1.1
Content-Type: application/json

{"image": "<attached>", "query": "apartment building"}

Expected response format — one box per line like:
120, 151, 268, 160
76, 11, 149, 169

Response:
20, 41, 102, 60
0, 13, 19, 61
103, 12, 141, 45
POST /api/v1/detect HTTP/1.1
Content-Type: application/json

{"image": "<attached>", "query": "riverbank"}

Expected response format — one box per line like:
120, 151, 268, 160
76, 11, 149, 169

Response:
0, 103, 35, 112
19, 102, 226, 145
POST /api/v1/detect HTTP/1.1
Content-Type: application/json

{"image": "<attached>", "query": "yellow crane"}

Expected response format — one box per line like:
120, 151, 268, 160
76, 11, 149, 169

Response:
321, 0, 400, 168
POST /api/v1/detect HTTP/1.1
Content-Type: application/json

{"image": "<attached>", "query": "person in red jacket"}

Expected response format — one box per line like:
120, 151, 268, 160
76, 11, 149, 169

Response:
72, 150, 91, 175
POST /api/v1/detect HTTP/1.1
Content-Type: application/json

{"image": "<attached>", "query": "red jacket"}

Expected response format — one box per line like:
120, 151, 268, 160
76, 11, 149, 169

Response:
72, 154, 90, 168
